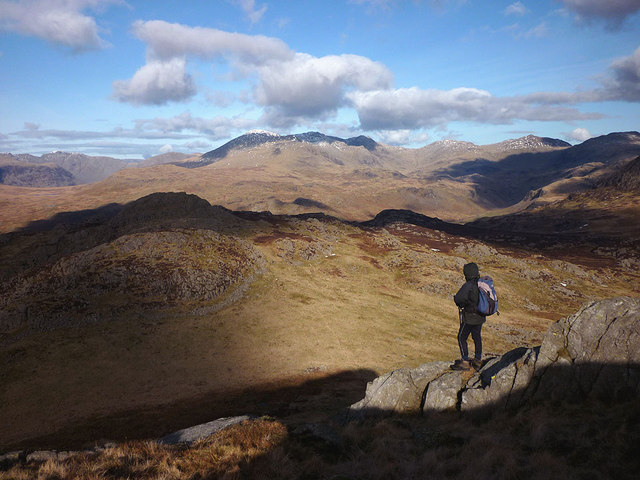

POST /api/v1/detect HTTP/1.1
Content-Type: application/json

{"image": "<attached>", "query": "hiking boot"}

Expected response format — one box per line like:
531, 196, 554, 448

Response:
450, 359, 471, 371
471, 358, 483, 370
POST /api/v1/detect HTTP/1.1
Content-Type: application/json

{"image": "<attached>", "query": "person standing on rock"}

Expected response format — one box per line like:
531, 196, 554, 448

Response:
451, 262, 485, 371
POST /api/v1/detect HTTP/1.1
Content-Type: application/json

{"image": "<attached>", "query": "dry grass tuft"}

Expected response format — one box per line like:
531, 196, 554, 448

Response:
0, 419, 287, 480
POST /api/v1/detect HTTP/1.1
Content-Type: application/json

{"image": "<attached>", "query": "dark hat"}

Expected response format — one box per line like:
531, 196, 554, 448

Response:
463, 262, 479, 280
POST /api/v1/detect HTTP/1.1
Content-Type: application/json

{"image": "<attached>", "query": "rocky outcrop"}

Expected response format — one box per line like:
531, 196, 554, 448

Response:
599, 155, 640, 191
350, 297, 640, 417
349, 362, 450, 415
0, 163, 75, 187
0, 229, 265, 332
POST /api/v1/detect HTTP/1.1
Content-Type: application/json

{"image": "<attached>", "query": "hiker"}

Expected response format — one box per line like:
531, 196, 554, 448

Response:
452, 262, 485, 371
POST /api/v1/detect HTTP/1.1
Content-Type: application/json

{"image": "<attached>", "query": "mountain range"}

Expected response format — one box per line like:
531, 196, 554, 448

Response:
2, 131, 639, 234
0, 151, 196, 187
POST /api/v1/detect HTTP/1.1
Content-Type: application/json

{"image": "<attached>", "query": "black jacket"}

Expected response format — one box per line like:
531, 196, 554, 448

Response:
454, 263, 486, 325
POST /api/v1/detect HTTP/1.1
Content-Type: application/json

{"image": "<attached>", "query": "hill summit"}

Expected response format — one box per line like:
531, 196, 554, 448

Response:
184, 131, 379, 167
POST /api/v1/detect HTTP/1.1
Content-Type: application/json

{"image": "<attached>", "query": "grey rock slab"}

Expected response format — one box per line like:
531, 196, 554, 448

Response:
423, 370, 465, 412
349, 361, 450, 416
461, 347, 538, 411
159, 415, 254, 445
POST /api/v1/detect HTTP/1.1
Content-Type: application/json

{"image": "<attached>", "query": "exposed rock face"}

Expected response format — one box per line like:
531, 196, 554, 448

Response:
599, 155, 640, 191
350, 297, 640, 417
0, 163, 75, 187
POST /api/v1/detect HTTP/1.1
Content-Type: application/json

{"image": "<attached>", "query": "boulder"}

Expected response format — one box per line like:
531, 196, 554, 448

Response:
349, 297, 640, 417
423, 370, 465, 412
349, 361, 450, 416
159, 416, 254, 445
533, 296, 640, 402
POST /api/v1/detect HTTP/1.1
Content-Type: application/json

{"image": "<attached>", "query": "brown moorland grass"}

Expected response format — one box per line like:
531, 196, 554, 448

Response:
1, 207, 638, 452
0, 143, 495, 234
3, 398, 639, 480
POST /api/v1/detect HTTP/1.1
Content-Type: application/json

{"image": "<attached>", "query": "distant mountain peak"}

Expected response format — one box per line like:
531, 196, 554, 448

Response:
495, 135, 570, 150
246, 129, 280, 137
424, 139, 479, 152
190, 131, 378, 167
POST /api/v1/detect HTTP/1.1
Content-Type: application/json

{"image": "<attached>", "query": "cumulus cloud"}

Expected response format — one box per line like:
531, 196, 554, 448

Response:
602, 46, 640, 101
505, 2, 528, 16
113, 20, 294, 105
255, 53, 394, 126
567, 128, 593, 142
559, 0, 640, 28
115, 20, 393, 118
112, 58, 197, 105
130, 20, 292, 64
348, 87, 603, 130
0, 0, 120, 51
113, 19, 637, 133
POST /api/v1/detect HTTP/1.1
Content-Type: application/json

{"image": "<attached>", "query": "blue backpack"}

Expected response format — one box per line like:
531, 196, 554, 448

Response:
477, 276, 499, 316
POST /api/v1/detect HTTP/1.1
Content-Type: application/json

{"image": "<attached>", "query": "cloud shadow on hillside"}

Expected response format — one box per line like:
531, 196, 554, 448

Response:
434, 150, 573, 207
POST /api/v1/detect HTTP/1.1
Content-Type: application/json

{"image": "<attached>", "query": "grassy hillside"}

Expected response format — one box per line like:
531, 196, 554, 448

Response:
1, 193, 637, 451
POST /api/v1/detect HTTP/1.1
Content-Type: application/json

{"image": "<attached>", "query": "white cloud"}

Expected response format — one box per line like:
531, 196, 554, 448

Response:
112, 20, 294, 105
0, 0, 120, 51
235, 0, 267, 24
255, 53, 394, 126
559, 0, 640, 29
130, 20, 292, 64
112, 58, 197, 105
348, 87, 603, 130
158, 144, 173, 154
112, 20, 637, 133
505, 2, 528, 16
115, 20, 393, 119
567, 127, 593, 142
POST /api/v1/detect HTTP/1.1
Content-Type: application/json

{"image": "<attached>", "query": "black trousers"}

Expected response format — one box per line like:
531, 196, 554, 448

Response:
458, 322, 482, 360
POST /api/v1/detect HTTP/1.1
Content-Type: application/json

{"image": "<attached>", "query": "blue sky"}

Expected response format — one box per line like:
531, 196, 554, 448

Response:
1, 0, 639, 159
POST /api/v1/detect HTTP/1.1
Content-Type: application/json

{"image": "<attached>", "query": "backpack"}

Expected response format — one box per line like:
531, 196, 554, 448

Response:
477, 276, 499, 316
